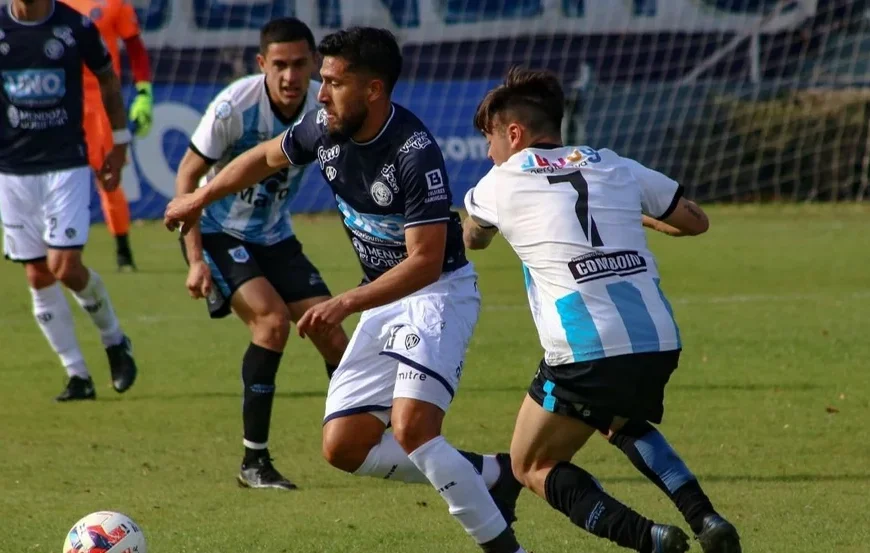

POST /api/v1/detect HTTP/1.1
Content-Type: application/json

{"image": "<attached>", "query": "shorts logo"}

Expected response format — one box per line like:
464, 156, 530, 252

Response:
228, 245, 250, 263
425, 169, 444, 190
64, 227, 76, 239
309, 273, 324, 286
214, 100, 232, 120
43, 39, 64, 60
371, 181, 393, 207
325, 166, 337, 181
404, 334, 420, 350
351, 237, 366, 255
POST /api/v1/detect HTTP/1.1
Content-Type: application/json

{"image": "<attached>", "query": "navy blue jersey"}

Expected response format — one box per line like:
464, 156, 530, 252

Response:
0, 2, 112, 175
281, 104, 468, 283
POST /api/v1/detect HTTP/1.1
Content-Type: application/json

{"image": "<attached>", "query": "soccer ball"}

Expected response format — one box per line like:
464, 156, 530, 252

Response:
62, 511, 146, 553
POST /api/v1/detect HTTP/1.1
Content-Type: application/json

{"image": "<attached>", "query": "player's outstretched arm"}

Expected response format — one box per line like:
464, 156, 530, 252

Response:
643, 198, 709, 237
163, 135, 290, 233
463, 216, 498, 250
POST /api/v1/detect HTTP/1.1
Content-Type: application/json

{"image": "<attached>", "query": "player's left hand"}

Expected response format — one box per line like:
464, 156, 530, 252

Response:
129, 82, 153, 138
297, 295, 352, 339
98, 144, 127, 192
164, 193, 204, 234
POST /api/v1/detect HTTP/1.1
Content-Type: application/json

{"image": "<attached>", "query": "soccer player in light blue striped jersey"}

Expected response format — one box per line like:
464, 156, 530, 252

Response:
462, 67, 741, 553
173, 18, 349, 491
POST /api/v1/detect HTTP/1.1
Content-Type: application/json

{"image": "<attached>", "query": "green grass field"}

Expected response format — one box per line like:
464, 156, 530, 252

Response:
1, 205, 868, 553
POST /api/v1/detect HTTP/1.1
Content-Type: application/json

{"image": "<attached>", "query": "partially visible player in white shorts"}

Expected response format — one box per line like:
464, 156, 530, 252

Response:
1, 168, 93, 262
324, 263, 479, 425
0, 0, 139, 402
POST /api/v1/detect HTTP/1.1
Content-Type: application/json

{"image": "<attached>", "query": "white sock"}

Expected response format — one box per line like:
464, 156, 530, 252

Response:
408, 436, 508, 545
480, 455, 502, 489
69, 269, 124, 347
354, 433, 430, 483
30, 284, 89, 378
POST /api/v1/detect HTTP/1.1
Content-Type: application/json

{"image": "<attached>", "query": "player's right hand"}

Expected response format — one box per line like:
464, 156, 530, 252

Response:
164, 193, 204, 234
186, 261, 212, 299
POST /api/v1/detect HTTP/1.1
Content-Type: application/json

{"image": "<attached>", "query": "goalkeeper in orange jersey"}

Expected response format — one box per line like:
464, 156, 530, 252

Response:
63, 0, 153, 271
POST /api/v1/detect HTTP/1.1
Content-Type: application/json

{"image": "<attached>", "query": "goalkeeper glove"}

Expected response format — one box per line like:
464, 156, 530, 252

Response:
129, 81, 153, 138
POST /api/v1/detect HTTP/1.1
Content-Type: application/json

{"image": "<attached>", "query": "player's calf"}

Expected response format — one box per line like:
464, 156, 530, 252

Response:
609, 420, 724, 537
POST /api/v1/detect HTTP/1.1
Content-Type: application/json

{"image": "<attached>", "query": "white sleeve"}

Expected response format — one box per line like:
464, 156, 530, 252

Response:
463, 174, 498, 228
189, 95, 243, 163
623, 156, 683, 219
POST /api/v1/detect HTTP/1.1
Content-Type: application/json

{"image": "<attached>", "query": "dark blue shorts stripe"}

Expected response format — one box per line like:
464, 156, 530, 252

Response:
322, 404, 391, 425
380, 351, 455, 399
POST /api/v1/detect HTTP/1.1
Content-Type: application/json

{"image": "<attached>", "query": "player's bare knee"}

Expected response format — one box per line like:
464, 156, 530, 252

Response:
391, 404, 443, 454
24, 261, 56, 289
321, 419, 380, 473
48, 252, 88, 291
251, 309, 291, 350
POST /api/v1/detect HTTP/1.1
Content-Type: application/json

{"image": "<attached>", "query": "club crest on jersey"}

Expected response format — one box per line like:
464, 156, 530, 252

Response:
214, 101, 232, 120
228, 246, 250, 263
43, 39, 64, 60
371, 181, 393, 206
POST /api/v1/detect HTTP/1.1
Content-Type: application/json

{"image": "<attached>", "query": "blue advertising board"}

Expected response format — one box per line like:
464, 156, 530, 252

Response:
92, 79, 500, 222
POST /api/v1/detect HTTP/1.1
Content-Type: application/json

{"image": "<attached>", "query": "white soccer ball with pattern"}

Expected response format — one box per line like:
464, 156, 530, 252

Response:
62, 511, 146, 553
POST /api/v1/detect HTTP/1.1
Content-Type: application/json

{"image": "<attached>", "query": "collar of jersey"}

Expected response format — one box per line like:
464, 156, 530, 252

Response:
529, 142, 562, 150
351, 104, 397, 146
7, 0, 55, 26
264, 80, 307, 126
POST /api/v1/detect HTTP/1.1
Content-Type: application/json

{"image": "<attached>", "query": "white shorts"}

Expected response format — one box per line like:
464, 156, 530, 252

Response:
324, 263, 481, 425
0, 167, 92, 262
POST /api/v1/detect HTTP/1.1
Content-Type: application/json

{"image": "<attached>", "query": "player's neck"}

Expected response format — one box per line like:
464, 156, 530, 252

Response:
527, 135, 563, 149
352, 102, 394, 144
11, 0, 53, 22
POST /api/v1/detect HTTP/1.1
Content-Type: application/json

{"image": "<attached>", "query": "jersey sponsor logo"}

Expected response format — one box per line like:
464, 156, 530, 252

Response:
7, 106, 19, 128
214, 100, 232, 120
424, 169, 448, 204
2, 69, 66, 106
336, 196, 405, 243
370, 181, 394, 206
521, 147, 602, 174
325, 166, 337, 181
43, 38, 64, 60
399, 130, 432, 153
351, 236, 407, 270
317, 144, 339, 169
380, 164, 399, 192
53, 26, 76, 47
228, 245, 250, 263
315, 108, 327, 126
568, 250, 648, 284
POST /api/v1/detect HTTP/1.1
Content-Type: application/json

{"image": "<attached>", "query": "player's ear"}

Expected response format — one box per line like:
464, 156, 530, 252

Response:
367, 78, 386, 103
256, 53, 267, 74
507, 123, 523, 149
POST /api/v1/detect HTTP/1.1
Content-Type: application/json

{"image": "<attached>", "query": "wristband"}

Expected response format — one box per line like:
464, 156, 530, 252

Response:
112, 129, 132, 145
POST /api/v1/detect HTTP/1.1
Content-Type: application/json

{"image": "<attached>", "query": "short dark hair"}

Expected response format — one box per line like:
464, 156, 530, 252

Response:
317, 27, 403, 93
473, 66, 565, 137
260, 17, 315, 54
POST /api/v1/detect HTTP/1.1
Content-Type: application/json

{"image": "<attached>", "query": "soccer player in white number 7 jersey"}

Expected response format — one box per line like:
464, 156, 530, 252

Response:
462, 68, 742, 553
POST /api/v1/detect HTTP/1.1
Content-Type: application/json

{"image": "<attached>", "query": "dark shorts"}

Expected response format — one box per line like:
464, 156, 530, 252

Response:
180, 233, 331, 319
528, 349, 681, 433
